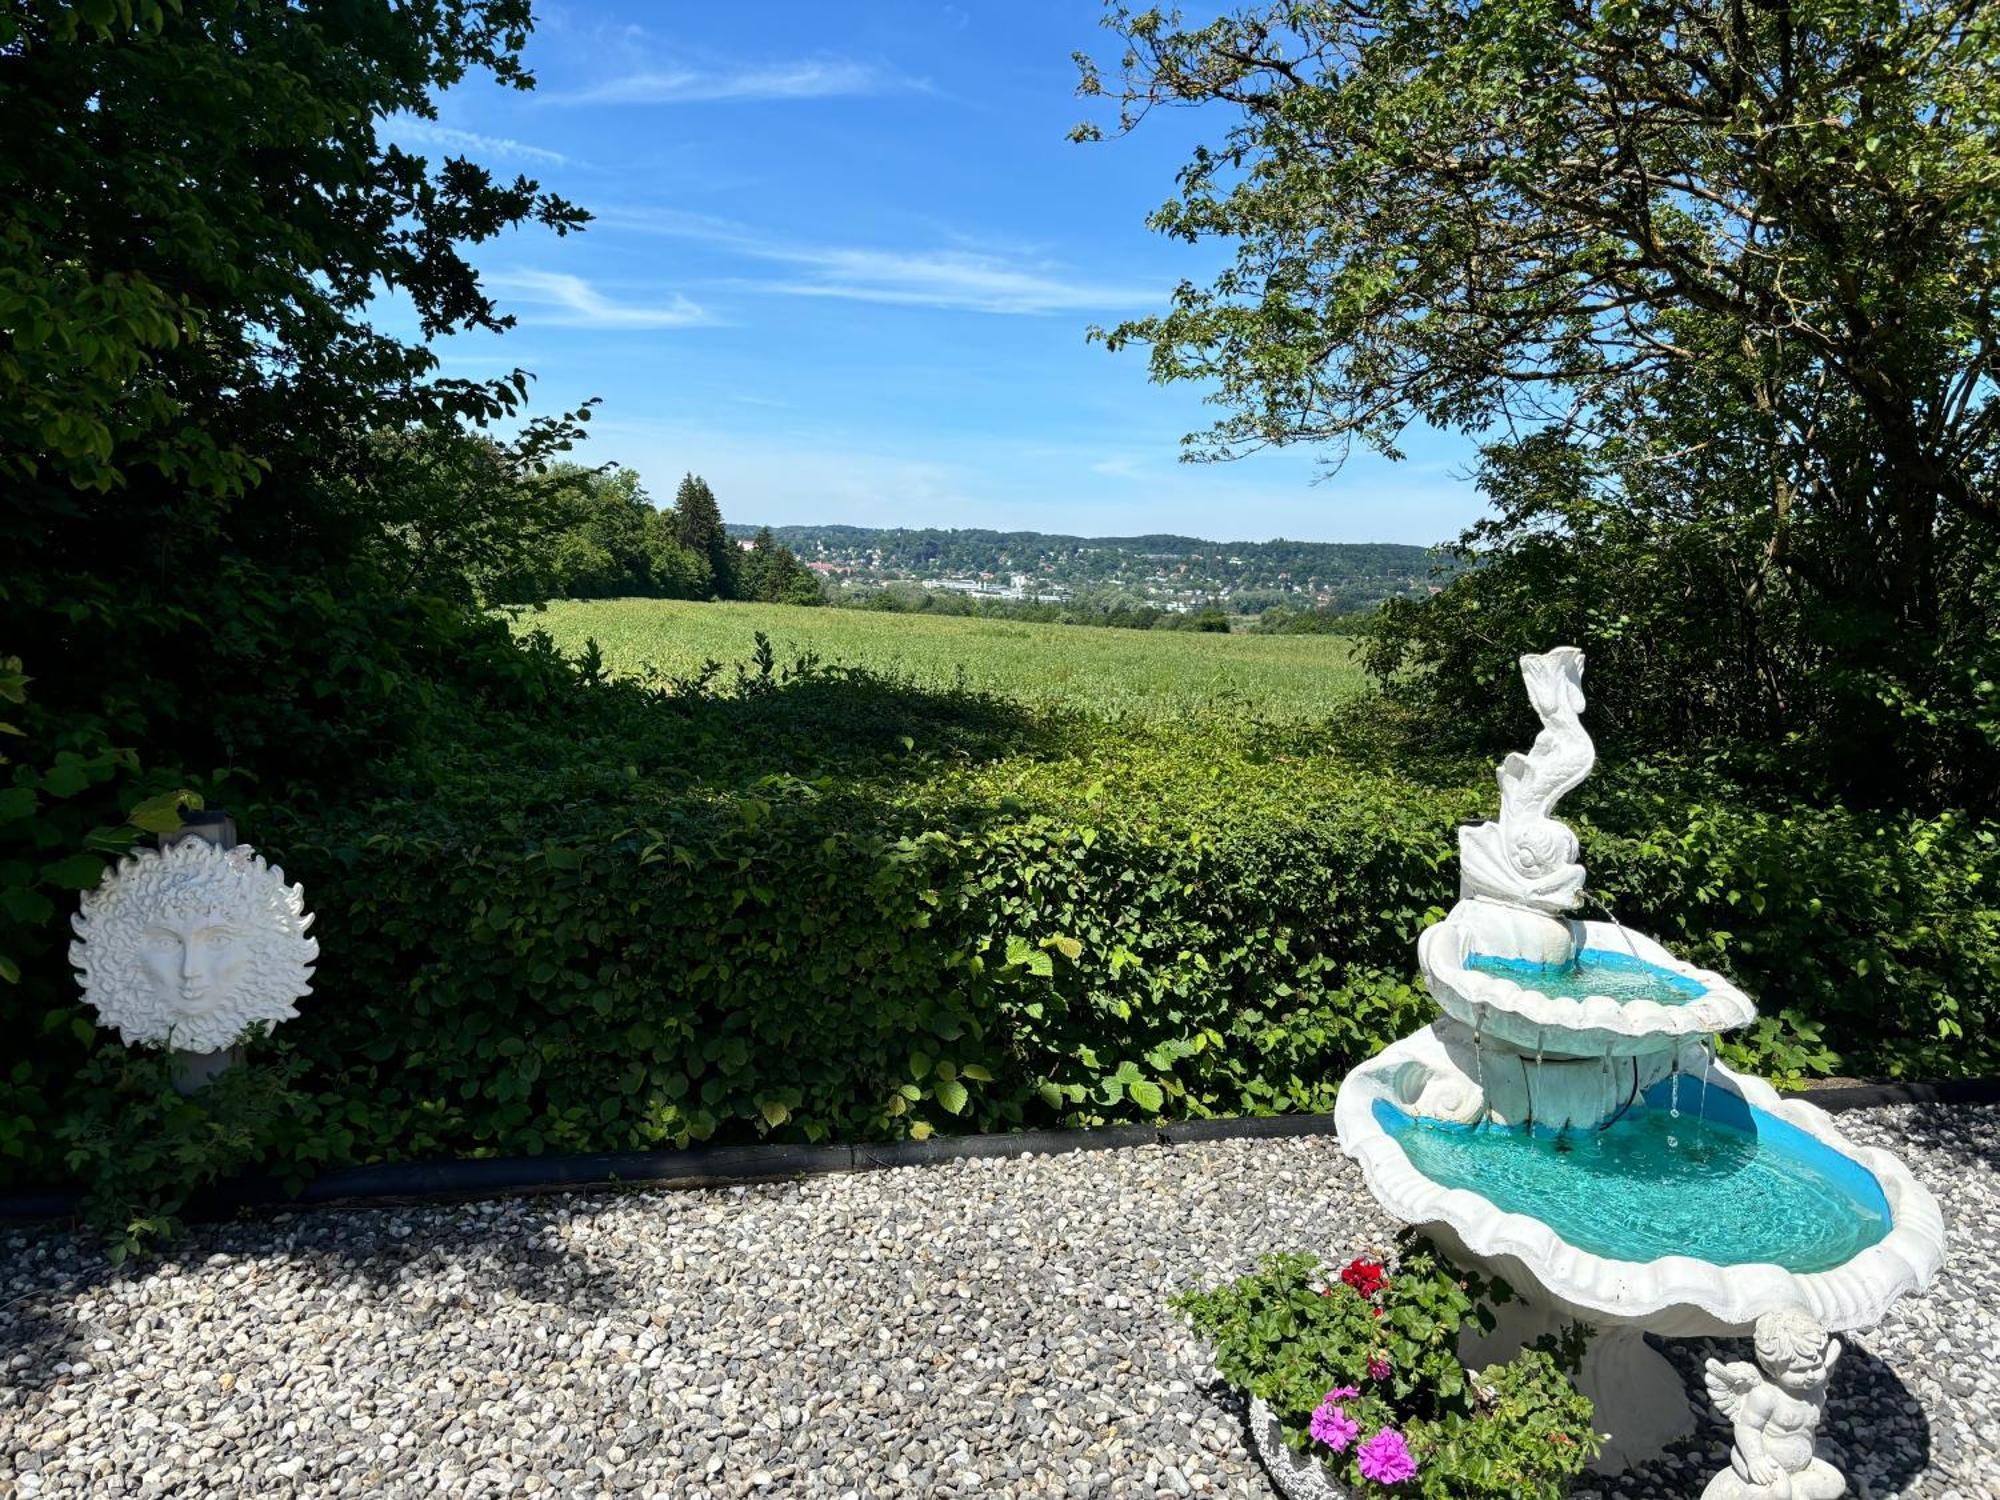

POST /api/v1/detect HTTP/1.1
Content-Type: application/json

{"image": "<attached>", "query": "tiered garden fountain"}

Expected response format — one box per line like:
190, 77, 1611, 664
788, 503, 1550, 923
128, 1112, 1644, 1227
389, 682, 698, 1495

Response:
1334, 648, 1946, 1480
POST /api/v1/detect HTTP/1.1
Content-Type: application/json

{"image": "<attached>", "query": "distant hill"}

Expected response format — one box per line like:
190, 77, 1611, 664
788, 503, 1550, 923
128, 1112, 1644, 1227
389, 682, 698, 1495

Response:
724, 523, 1446, 613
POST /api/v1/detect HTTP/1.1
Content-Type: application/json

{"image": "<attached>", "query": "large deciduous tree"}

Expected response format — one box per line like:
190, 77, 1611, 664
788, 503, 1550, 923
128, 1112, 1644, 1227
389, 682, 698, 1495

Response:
3, 0, 594, 778
0, 1, 594, 1049
1078, 0, 2000, 805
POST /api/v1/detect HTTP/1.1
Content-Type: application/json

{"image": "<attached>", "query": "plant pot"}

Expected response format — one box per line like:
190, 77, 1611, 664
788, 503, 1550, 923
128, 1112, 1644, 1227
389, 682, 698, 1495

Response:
1246, 1396, 1351, 1500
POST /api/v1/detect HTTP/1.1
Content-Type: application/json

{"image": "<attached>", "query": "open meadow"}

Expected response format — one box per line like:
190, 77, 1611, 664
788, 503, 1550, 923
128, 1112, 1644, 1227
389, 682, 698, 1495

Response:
518, 598, 1369, 721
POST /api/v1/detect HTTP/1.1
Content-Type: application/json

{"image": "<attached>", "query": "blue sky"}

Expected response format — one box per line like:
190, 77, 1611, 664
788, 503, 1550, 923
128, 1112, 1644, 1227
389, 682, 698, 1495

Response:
385, 1, 1487, 545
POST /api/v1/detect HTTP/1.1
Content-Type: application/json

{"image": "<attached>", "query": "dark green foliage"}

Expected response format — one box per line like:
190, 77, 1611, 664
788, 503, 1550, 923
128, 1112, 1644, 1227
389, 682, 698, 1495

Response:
499, 464, 711, 602
739, 527, 825, 606
0, 0, 598, 1220
1251, 607, 1375, 637
55, 1046, 319, 1262
1175, 1240, 1598, 1498
1082, 0, 2000, 814
1, 0, 592, 849
672, 473, 737, 599
1364, 411, 2000, 815
6, 640, 1994, 1217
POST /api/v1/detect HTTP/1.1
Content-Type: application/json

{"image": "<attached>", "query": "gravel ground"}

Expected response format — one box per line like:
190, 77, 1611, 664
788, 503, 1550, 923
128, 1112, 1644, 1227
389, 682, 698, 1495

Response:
1, 1102, 1993, 1500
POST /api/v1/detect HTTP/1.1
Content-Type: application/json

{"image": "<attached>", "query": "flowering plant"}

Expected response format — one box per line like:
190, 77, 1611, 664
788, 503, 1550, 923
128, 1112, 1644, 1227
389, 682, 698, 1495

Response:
1340, 1258, 1389, 1298
1174, 1234, 1599, 1499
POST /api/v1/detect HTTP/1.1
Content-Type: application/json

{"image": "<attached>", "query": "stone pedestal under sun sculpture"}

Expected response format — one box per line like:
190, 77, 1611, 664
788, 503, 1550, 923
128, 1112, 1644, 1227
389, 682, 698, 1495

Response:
1329, 648, 1944, 1484
70, 838, 317, 1056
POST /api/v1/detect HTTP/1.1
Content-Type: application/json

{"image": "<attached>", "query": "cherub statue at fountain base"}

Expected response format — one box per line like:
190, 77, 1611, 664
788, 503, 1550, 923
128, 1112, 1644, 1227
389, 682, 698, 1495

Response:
1703, 1309, 1845, 1500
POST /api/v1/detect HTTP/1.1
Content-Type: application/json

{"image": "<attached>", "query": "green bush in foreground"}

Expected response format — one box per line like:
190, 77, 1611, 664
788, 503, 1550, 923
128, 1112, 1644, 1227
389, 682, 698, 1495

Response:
4, 645, 1996, 1249
1175, 1241, 1598, 1499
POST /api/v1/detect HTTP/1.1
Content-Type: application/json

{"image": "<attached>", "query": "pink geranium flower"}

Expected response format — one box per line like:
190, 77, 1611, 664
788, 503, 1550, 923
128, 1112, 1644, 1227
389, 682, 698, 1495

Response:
1308, 1399, 1360, 1453
1355, 1427, 1418, 1484
1367, 1354, 1391, 1381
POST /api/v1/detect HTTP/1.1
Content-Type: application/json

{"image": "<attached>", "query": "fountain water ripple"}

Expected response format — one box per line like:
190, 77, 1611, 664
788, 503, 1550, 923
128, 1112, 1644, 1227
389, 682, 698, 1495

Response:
1465, 947, 1707, 1006
1374, 1099, 1891, 1273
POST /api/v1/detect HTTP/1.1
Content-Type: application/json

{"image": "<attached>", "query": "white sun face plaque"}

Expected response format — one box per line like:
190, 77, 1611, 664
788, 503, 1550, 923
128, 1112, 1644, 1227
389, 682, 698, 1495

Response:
69, 840, 317, 1053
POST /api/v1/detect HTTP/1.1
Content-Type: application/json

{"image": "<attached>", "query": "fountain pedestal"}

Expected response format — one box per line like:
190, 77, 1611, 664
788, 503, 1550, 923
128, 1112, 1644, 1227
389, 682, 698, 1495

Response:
1453, 1285, 1693, 1473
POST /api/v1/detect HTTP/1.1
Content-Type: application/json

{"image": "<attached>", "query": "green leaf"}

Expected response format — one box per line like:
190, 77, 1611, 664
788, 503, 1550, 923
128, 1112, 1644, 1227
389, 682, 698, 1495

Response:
41, 852, 106, 890
759, 1100, 790, 1128
1127, 1079, 1164, 1112
127, 789, 198, 834
934, 1079, 969, 1115
41, 763, 91, 798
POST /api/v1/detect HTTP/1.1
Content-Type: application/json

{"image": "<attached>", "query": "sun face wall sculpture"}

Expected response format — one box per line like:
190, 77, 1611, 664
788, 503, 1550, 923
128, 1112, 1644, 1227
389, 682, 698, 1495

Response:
69, 839, 318, 1053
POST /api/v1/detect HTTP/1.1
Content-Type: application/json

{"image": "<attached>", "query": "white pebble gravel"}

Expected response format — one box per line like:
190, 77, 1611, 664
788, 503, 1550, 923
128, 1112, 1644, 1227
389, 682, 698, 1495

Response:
0, 1103, 1993, 1499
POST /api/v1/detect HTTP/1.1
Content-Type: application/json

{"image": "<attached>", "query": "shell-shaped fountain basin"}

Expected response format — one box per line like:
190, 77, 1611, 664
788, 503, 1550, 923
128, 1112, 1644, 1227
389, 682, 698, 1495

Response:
1337, 1027, 1945, 1337
1419, 902, 1756, 1057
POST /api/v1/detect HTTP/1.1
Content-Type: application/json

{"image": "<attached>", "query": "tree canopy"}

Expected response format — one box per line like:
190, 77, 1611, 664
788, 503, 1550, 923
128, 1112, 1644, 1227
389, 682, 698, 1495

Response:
2, 1, 597, 1036
1080, 0, 2000, 806
672, 473, 738, 599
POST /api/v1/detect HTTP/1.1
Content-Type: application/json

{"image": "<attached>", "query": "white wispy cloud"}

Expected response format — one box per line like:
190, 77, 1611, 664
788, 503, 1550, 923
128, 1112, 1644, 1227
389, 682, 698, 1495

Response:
601, 209, 1160, 316
391, 119, 570, 167
485, 271, 713, 330
754, 247, 1154, 315
561, 58, 924, 106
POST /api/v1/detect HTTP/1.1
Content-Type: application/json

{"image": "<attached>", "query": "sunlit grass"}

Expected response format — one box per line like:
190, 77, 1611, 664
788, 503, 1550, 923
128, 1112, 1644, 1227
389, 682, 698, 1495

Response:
518, 598, 1369, 721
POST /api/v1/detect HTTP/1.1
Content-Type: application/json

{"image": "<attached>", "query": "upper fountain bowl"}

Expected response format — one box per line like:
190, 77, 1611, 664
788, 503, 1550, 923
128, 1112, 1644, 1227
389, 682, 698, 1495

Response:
1420, 898, 1757, 1057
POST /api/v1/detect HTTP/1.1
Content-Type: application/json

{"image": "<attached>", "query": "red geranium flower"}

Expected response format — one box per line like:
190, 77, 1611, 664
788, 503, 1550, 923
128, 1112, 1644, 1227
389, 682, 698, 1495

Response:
1340, 1258, 1389, 1298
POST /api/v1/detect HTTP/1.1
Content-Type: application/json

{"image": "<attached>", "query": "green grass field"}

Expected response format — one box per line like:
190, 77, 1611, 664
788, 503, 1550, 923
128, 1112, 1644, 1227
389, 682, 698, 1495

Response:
520, 599, 1368, 720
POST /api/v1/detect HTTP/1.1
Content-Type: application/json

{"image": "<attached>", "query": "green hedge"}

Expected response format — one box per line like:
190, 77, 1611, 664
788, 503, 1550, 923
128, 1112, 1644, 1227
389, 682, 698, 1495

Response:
4, 662, 1995, 1253
265, 732, 1470, 1160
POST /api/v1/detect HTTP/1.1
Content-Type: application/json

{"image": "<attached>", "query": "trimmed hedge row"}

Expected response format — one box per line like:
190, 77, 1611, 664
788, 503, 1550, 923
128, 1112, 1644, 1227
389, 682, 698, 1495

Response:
266, 739, 1472, 1160
4, 669, 1995, 1252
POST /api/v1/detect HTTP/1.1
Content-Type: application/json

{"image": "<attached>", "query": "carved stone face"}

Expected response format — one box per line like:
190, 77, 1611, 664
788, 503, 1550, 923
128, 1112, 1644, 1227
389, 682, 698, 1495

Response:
139, 912, 250, 1018
70, 840, 317, 1053
1755, 1309, 1837, 1394
1774, 1338, 1837, 1393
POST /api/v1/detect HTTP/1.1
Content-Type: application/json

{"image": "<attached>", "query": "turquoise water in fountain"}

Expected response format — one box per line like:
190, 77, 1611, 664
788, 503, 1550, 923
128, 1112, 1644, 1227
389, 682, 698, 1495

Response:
1464, 947, 1707, 1006
1374, 1088, 1893, 1272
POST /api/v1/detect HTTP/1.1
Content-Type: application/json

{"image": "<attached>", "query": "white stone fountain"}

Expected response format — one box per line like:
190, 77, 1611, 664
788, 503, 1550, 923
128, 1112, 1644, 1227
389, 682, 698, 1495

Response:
1334, 648, 1945, 1480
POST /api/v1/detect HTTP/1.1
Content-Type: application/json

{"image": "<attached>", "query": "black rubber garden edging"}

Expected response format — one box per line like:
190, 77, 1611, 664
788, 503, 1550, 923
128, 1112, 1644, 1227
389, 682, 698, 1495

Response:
3, 1077, 1993, 1228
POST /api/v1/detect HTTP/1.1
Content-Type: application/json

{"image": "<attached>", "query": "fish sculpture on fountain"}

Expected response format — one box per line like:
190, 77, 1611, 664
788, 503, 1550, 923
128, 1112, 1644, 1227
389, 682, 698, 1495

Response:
1334, 647, 1945, 1480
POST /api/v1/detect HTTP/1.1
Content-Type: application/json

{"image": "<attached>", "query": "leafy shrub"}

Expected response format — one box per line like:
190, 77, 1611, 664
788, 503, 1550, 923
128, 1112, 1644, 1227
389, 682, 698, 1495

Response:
1175, 1240, 1598, 1498
55, 1045, 317, 1262
5, 646, 1995, 1226
1577, 764, 2000, 1082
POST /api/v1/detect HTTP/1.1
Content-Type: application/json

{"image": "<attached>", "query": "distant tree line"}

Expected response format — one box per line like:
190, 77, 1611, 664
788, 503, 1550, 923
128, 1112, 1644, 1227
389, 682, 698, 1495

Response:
1246, 606, 1376, 637
828, 582, 1237, 631
453, 459, 822, 607
739, 523, 1439, 604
